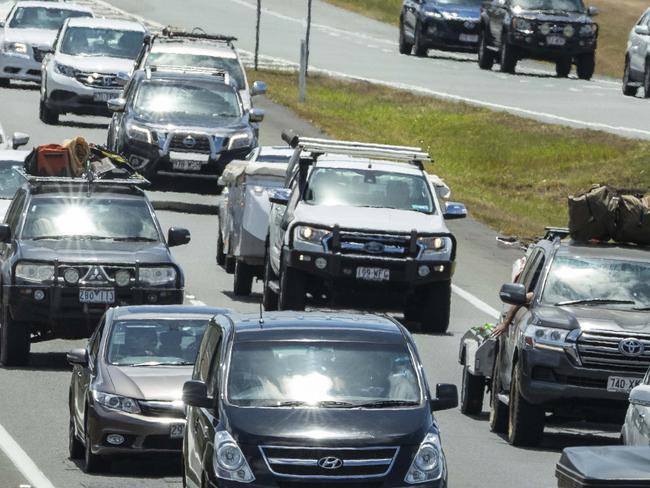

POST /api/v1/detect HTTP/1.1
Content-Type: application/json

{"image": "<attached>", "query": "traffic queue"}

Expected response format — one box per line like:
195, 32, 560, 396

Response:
1, 0, 650, 487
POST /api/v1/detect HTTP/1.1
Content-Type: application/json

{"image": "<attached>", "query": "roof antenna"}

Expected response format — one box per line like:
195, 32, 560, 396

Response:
259, 301, 264, 328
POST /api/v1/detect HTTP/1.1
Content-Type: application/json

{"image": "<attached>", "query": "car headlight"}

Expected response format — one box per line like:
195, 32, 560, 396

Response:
126, 122, 152, 144
294, 225, 330, 244
15, 263, 55, 284
227, 130, 253, 150
3, 42, 28, 55
512, 17, 533, 33
418, 236, 447, 254
524, 325, 574, 350
563, 24, 575, 37
92, 390, 140, 414
138, 266, 177, 286
579, 24, 597, 36
425, 10, 442, 18
405, 432, 443, 484
54, 62, 79, 78
213, 430, 255, 483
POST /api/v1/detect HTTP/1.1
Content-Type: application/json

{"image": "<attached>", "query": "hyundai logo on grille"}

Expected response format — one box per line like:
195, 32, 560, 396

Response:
183, 135, 196, 148
619, 338, 645, 357
364, 241, 385, 254
318, 456, 343, 470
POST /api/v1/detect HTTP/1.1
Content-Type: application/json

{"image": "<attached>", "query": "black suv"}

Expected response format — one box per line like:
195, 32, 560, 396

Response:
0, 173, 190, 366
490, 229, 650, 447
477, 0, 599, 79
182, 311, 458, 488
106, 67, 264, 179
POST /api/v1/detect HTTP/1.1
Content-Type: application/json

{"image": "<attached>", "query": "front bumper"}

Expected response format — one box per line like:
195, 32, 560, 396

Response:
6, 284, 183, 339
508, 31, 597, 58
0, 52, 42, 82
87, 403, 185, 456
45, 70, 122, 115
518, 347, 640, 414
421, 17, 480, 51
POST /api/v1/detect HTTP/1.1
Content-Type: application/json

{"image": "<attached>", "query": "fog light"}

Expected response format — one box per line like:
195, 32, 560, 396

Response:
147, 293, 158, 303
34, 289, 45, 301
115, 270, 131, 287
63, 268, 79, 285
434, 265, 445, 273
418, 265, 430, 277
106, 434, 125, 445
315, 257, 327, 270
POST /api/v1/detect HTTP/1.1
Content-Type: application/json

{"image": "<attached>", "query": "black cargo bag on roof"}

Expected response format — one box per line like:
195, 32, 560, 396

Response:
556, 446, 650, 488
615, 194, 650, 245
568, 185, 617, 242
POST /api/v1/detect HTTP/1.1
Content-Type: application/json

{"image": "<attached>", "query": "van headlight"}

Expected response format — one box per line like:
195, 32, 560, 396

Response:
213, 430, 255, 483
227, 130, 253, 150
294, 225, 330, 244
405, 432, 443, 484
138, 266, 177, 286
15, 262, 55, 284
92, 390, 141, 414
126, 122, 152, 144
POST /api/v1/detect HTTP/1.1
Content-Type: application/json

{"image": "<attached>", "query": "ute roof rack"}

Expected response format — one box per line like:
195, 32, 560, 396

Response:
146, 65, 230, 82
156, 27, 237, 46
544, 226, 571, 242
18, 169, 150, 194
281, 131, 431, 168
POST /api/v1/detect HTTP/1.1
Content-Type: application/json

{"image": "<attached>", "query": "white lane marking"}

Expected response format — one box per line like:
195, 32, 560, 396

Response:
0, 424, 56, 488
185, 294, 207, 307
452, 285, 500, 319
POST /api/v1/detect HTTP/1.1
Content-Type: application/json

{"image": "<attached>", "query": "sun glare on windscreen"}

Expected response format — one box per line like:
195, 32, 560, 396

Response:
284, 372, 334, 404
53, 205, 96, 235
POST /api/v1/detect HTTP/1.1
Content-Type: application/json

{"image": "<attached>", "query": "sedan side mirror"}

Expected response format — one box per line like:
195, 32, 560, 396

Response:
500, 282, 528, 306
635, 25, 650, 36
66, 348, 89, 366
11, 132, 29, 149
168, 227, 191, 247
630, 385, 650, 407
0, 224, 11, 244
444, 202, 467, 220
249, 108, 265, 123
183, 380, 213, 408
250, 80, 267, 96
269, 188, 290, 205
107, 98, 127, 113
430, 383, 458, 411
587, 5, 599, 16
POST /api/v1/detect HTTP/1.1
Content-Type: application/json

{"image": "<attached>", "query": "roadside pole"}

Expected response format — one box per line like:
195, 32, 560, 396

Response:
305, 0, 312, 75
254, 0, 261, 70
299, 39, 307, 103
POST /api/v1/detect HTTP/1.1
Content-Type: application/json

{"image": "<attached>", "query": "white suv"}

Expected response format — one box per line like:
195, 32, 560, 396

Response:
40, 17, 146, 124
0, 1, 93, 86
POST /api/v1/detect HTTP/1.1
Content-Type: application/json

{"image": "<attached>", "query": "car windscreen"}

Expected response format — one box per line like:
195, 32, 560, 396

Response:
304, 168, 435, 214
227, 341, 422, 407
21, 197, 161, 242
512, 0, 584, 12
107, 319, 208, 366
60, 27, 144, 59
146, 52, 246, 90
8, 7, 92, 30
133, 80, 241, 121
0, 161, 23, 199
542, 256, 650, 309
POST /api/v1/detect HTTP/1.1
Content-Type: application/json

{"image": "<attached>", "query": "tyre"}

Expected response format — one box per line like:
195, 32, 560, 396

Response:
499, 36, 517, 74
508, 363, 545, 447
262, 255, 278, 311
398, 19, 413, 55
0, 78, 9, 88
488, 356, 508, 433
83, 417, 110, 473
0, 317, 30, 367
225, 256, 235, 274
39, 99, 59, 125
555, 57, 571, 78
643, 60, 650, 99
413, 22, 428, 57
278, 266, 306, 311
477, 31, 494, 70
216, 220, 226, 266
233, 260, 254, 296
576, 52, 595, 81
68, 416, 84, 460
623, 57, 638, 97
407, 281, 451, 334
460, 364, 485, 415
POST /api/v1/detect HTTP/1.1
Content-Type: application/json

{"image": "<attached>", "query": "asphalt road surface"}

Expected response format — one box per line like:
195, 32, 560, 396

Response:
0, 2, 622, 487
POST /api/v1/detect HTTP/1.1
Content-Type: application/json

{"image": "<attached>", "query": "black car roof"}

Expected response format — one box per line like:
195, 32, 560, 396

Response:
557, 241, 650, 261
227, 312, 407, 344
112, 305, 229, 321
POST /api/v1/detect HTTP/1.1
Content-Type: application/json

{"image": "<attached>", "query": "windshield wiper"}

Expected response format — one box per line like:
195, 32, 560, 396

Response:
129, 360, 193, 367
353, 400, 420, 408
111, 237, 158, 242
30, 235, 114, 241
555, 299, 636, 307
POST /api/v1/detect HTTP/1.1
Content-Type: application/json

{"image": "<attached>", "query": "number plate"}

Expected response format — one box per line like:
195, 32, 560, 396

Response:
459, 34, 479, 43
607, 376, 642, 393
356, 267, 390, 282
79, 288, 115, 304
93, 91, 117, 102
170, 151, 209, 172
170, 423, 185, 439
546, 36, 566, 46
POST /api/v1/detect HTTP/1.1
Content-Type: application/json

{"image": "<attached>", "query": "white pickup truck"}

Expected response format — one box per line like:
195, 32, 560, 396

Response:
263, 134, 466, 334
217, 146, 294, 295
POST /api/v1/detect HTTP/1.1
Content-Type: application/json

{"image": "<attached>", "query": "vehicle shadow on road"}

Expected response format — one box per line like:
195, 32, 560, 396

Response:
490, 428, 619, 454
72, 454, 182, 478
0, 352, 71, 372
223, 291, 263, 304
57, 120, 110, 130
424, 52, 476, 64
152, 175, 220, 195
2, 83, 39, 92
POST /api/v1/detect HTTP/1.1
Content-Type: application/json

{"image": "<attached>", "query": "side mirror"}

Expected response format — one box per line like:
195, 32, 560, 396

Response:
587, 5, 599, 16
168, 227, 191, 247
430, 383, 458, 411
107, 98, 127, 113
11, 132, 29, 149
269, 188, 290, 206
500, 282, 528, 306
630, 385, 650, 406
443, 201, 467, 220
249, 108, 265, 123
0, 223, 11, 243
250, 80, 267, 96
635, 25, 649, 36
67, 348, 88, 366
0, 21, 4, 29
182, 380, 213, 408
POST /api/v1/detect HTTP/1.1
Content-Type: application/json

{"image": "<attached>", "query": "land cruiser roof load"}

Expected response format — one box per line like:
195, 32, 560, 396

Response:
153, 27, 237, 46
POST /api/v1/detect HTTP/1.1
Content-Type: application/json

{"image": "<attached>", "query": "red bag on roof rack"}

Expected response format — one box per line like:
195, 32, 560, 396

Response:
24, 144, 71, 177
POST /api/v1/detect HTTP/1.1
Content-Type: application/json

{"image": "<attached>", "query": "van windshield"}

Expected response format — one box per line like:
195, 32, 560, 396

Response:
227, 341, 421, 407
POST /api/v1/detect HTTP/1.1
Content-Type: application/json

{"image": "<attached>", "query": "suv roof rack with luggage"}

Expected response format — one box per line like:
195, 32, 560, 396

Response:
18, 169, 150, 195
